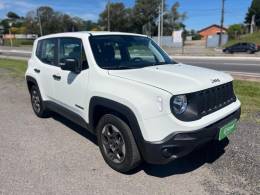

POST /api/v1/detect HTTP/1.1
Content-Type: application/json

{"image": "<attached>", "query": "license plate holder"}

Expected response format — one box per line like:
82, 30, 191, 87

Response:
218, 119, 237, 141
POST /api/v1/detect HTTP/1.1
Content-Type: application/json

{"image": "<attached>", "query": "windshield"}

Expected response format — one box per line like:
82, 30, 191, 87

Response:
89, 35, 175, 70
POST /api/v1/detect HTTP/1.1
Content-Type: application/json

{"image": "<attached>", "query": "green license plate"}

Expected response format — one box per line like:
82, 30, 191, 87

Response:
218, 119, 237, 141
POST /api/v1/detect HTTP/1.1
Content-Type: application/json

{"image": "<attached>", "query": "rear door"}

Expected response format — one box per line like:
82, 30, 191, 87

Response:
52, 37, 89, 113
241, 43, 248, 52
35, 38, 59, 100
233, 43, 241, 52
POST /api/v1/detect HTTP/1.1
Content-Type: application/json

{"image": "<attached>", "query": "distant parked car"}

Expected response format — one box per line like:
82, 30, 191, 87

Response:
223, 42, 260, 54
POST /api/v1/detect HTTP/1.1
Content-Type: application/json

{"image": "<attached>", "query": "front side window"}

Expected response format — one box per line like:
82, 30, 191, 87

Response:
36, 38, 57, 66
59, 37, 88, 70
89, 35, 175, 70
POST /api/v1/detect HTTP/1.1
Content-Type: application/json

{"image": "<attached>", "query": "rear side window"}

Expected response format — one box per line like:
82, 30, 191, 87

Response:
36, 38, 57, 66
59, 37, 88, 70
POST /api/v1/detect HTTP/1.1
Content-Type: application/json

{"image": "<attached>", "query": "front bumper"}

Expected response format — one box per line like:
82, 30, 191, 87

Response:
141, 107, 241, 164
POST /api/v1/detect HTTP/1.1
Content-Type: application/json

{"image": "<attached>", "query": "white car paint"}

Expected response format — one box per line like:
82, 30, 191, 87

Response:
26, 32, 241, 142
109, 63, 233, 95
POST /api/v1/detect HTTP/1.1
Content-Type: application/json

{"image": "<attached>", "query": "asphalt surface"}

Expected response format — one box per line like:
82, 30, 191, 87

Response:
0, 46, 260, 77
175, 58, 260, 76
0, 72, 259, 195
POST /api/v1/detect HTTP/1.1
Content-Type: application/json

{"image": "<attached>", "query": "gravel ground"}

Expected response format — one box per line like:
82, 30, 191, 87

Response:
0, 74, 259, 195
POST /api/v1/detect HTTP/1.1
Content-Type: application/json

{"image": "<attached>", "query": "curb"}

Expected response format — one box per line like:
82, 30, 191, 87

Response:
0, 49, 32, 54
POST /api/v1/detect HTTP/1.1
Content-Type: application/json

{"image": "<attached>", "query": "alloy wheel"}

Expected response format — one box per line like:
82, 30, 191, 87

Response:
31, 89, 41, 113
101, 124, 126, 164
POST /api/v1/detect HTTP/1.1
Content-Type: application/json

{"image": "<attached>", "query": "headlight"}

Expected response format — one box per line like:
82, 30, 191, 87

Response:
171, 95, 187, 115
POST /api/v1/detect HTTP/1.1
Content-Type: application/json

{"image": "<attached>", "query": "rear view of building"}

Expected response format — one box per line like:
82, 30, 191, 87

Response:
198, 24, 227, 40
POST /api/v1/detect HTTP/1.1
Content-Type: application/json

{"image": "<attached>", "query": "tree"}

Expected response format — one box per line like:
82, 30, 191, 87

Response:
98, 3, 132, 32
228, 24, 244, 39
83, 20, 100, 31
163, 2, 186, 35
245, 0, 260, 27
0, 12, 23, 34
24, 10, 40, 34
7, 11, 20, 19
132, 0, 164, 35
23, 6, 91, 35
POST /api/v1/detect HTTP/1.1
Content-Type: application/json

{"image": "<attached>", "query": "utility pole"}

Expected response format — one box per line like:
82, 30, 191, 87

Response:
37, 9, 43, 36
161, 0, 164, 37
8, 22, 13, 47
107, 0, 111, 31
219, 0, 225, 47
250, 14, 256, 34
158, 5, 161, 46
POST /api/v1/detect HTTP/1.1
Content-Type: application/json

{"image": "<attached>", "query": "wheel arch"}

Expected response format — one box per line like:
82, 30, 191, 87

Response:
26, 76, 38, 93
89, 96, 145, 156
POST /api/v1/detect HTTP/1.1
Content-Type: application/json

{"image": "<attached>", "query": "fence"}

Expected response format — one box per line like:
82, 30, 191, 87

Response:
3, 34, 38, 40
152, 36, 183, 48
206, 34, 228, 48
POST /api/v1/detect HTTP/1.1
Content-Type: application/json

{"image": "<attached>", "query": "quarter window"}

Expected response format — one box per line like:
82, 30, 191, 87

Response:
36, 38, 57, 66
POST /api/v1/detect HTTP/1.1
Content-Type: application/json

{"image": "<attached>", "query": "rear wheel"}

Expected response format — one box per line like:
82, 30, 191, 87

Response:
30, 85, 49, 118
96, 114, 141, 173
247, 50, 254, 54
224, 49, 232, 54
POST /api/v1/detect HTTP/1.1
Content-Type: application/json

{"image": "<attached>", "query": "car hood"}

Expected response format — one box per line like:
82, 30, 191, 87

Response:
108, 63, 233, 95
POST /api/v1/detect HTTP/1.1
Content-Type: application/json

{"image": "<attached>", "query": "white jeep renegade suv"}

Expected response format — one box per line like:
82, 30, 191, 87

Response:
26, 32, 241, 172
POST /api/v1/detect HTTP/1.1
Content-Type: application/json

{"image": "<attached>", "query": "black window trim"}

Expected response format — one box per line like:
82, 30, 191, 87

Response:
57, 36, 89, 70
36, 38, 59, 67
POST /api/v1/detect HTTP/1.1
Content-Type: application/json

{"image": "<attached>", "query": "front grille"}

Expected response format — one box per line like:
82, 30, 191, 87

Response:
197, 82, 236, 117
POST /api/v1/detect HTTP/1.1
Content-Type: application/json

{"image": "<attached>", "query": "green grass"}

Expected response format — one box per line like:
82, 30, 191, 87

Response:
224, 32, 260, 47
0, 58, 27, 78
233, 80, 260, 122
0, 58, 259, 122
3, 39, 34, 47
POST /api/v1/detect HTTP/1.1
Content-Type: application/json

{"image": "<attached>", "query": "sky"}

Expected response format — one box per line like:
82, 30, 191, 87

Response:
0, 0, 252, 30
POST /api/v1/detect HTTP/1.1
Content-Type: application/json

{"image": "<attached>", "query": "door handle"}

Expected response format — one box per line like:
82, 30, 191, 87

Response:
34, 68, 40, 73
52, 74, 61, 81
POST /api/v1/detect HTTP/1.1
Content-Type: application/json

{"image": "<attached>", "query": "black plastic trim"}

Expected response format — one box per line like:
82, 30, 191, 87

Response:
142, 107, 241, 164
170, 82, 236, 122
45, 101, 92, 133
89, 96, 147, 158
26, 76, 38, 91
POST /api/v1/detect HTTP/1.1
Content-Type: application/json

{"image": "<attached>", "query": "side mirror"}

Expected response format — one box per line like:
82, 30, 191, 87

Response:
60, 58, 81, 74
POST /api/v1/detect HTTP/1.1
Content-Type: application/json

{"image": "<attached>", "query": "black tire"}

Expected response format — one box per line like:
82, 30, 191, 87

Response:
30, 85, 49, 118
246, 50, 252, 54
96, 114, 141, 173
224, 50, 232, 54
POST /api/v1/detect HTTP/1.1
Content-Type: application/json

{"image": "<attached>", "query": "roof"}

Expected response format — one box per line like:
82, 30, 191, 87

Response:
36, 31, 147, 41
198, 24, 227, 33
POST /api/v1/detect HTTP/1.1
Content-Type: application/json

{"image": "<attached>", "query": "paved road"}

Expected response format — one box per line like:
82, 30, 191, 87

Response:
0, 47, 260, 77
0, 74, 259, 194
174, 58, 260, 77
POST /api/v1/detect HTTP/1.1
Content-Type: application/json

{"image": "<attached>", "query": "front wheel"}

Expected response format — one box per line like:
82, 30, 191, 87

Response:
96, 114, 141, 173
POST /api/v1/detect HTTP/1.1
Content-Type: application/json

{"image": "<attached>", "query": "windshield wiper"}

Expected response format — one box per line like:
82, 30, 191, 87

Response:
101, 66, 142, 70
117, 65, 145, 69
153, 62, 168, 66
